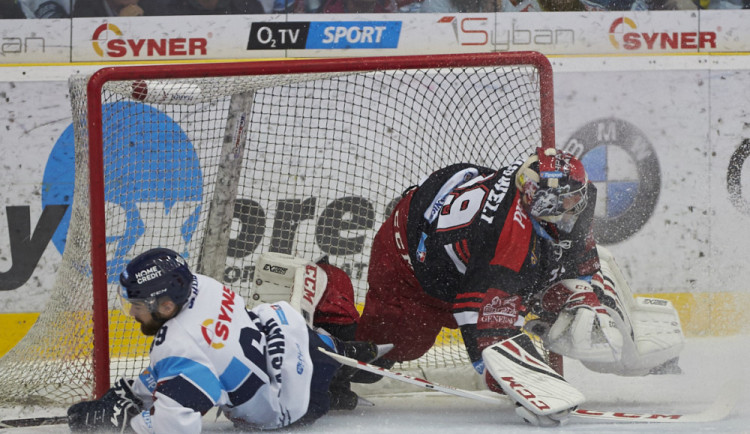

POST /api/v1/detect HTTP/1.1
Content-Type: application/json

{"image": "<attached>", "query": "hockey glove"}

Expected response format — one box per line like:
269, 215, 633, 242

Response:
68, 377, 143, 433
541, 279, 623, 363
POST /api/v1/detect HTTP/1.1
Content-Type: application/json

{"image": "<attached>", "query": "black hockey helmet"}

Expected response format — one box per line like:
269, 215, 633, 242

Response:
119, 248, 194, 312
515, 148, 589, 231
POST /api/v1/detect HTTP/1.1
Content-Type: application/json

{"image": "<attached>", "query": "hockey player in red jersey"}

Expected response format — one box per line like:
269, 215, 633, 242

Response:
354, 148, 685, 426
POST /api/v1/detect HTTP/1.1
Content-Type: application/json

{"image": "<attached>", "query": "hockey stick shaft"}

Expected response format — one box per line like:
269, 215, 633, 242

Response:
571, 380, 739, 423
320, 347, 738, 424
320, 347, 507, 406
0, 416, 68, 429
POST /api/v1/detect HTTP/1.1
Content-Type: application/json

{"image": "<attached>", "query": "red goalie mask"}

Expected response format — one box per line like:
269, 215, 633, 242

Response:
515, 149, 589, 232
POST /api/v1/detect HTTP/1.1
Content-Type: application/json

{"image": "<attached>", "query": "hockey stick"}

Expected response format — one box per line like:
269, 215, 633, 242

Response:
322, 347, 506, 406
0, 415, 68, 429
320, 347, 739, 424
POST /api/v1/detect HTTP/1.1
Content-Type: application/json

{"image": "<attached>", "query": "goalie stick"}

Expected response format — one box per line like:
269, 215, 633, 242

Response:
0, 415, 68, 429
320, 347, 739, 424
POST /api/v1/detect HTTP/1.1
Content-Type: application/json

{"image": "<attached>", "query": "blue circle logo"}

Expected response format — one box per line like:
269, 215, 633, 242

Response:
42, 102, 203, 281
563, 118, 661, 244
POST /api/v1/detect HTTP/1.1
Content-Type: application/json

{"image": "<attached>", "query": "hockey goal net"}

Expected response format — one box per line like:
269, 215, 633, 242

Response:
0, 52, 555, 406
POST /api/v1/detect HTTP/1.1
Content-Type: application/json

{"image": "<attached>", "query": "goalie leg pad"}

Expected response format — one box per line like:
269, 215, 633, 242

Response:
581, 246, 686, 376
581, 298, 685, 376
251, 252, 328, 327
482, 334, 585, 420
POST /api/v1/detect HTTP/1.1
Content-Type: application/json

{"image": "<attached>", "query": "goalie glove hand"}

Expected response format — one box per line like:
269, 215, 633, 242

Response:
68, 377, 142, 433
541, 279, 623, 364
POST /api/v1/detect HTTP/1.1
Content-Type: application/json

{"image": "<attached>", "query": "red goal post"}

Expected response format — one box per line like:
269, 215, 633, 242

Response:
0, 52, 556, 407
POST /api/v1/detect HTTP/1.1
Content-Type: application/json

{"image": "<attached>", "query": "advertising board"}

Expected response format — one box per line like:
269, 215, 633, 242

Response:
0, 10, 748, 65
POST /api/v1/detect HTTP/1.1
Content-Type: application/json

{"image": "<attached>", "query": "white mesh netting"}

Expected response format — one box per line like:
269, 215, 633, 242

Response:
0, 57, 548, 406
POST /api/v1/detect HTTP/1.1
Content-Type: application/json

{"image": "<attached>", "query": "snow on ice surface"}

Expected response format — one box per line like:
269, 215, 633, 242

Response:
3, 335, 748, 433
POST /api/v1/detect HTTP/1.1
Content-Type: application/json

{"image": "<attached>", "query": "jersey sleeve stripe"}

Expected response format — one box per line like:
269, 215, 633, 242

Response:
452, 301, 481, 310
156, 375, 216, 414
456, 240, 471, 263
153, 356, 223, 402
453, 311, 478, 327
219, 357, 251, 390
455, 292, 484, 300
444, 245, 467, 274
227, 372, 266, 407
217, 357, 268, 407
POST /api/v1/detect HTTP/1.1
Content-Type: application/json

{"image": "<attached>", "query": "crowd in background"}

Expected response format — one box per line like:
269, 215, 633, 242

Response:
0, 0, 748, 22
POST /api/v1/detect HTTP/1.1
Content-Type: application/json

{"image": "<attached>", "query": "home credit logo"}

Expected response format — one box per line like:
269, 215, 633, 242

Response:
91, 23, 208, 58
608, 17, 716, 51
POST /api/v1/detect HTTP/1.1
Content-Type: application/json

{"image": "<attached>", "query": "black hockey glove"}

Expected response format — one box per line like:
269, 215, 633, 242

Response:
67, 377, 143, 433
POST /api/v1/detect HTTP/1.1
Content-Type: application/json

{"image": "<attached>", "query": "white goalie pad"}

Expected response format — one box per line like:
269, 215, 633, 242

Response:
541, 279, 624, 364
545, 305, 623, 364
582, 298, 684, 376
250, 252, 328, 327
483, 334, 585, 425
581, 246, 685, 376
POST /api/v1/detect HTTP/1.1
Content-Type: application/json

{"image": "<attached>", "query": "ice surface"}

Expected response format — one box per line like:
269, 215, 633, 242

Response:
2, 335, 748, 433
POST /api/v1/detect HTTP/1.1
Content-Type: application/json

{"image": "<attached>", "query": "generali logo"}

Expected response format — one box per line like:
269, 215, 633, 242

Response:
91, 23, 208, 58
608, 17, 717, 51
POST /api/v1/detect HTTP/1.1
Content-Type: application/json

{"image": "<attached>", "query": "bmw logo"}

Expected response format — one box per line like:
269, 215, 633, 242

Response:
562, 118, 661, 244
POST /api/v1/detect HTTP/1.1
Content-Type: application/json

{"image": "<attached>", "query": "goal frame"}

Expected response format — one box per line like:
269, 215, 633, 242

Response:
85, 52, 556, 398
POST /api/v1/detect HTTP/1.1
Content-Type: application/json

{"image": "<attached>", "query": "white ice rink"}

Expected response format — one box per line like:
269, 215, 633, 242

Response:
3, 335, 748, 433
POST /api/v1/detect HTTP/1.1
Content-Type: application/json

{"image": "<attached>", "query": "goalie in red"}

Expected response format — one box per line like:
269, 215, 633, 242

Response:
354, 148, 685, 426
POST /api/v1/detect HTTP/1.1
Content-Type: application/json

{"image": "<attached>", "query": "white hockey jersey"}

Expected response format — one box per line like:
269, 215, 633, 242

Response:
129, 274, 316, 434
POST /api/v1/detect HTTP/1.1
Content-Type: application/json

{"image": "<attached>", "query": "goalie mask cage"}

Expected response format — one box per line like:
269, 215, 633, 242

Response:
0, 52, 556, 406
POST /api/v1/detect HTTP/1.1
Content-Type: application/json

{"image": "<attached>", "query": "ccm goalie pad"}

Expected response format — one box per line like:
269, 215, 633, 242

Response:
250, 252, 327, 327
540, 279, 624, 364
482, 334, 585, 427
536, 246, 684, 376
581, 246, 685, 376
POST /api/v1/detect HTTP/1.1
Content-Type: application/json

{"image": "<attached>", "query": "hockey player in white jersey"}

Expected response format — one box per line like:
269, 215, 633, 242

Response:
67, 248, 385, 433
